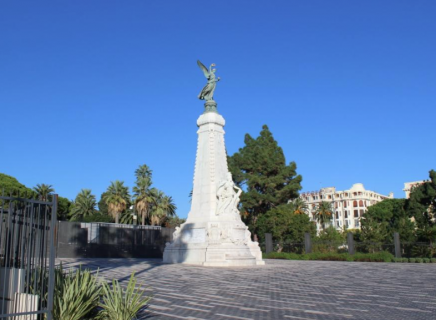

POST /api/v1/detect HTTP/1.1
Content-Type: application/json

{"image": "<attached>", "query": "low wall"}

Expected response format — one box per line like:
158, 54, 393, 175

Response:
56, 221, 174, 259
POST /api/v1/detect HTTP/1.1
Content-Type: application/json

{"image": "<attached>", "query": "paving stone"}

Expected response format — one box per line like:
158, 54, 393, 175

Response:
57, 258, 436, 320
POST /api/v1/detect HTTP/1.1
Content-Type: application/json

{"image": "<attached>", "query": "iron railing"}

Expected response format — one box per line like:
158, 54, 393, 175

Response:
0, 194, 57, 320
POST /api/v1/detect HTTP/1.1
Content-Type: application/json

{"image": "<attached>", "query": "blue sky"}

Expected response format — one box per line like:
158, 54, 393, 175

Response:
1, 1, 435, 218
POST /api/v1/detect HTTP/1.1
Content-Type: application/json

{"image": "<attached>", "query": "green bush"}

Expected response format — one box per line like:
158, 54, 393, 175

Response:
53, 267, 101, 320
423, 258, 430, 263
409, 258, 416, 263
98, 273, 151, 320
392, 258, 402, 263
352, 252, 394, 262
402, 258, 409, 263
264, 251, 394, 262
431, 258, 436, 263
415, 258, 423, 263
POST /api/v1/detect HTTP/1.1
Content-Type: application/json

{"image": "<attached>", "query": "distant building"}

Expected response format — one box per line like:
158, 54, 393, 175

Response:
299, 183, 394, 231
403, 181, 427, 199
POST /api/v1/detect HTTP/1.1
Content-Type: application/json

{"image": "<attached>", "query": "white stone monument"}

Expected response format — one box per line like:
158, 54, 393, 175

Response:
163, 61, 264, 266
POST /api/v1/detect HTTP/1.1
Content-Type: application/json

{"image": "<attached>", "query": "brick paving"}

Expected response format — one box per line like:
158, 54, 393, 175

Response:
57, 258, 436, 320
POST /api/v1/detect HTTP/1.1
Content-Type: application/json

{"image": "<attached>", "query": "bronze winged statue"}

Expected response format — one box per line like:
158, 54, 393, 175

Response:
197, 60, 220, 101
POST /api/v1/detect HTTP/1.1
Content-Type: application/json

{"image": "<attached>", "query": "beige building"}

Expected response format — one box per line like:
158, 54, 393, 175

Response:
300, 183, 394, 231
403, 181, 426, 199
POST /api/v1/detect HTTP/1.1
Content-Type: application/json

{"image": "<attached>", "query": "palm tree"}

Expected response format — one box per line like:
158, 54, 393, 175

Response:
314, 201, 333, 230
135, 164, 152, 180
292, 198, 309, 215
69, 189, 97, 220
133, 164, 155, 226
105, 181, 130, 224
150, 190, 177, 226
33, 184, 55, 201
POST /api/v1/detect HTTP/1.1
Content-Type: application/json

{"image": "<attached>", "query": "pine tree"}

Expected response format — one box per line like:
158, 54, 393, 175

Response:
228, 125, 302, 239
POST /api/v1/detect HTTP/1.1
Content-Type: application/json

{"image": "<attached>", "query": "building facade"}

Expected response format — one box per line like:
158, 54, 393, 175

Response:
403, 181, 426, 199
300, 183, 393, 231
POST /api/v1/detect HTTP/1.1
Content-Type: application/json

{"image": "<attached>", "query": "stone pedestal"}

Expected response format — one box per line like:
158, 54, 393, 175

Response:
163, 101, 264, 266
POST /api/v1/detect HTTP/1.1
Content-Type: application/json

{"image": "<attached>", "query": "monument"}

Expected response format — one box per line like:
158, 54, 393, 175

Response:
163, 61, 264, 266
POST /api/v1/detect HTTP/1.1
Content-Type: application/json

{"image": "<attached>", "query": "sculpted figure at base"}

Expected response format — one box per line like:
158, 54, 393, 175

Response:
197, 60, 220, 101
216, 173, 242, 219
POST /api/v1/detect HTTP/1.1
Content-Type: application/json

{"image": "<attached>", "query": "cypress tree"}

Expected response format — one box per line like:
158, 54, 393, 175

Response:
228, 125, 302, 239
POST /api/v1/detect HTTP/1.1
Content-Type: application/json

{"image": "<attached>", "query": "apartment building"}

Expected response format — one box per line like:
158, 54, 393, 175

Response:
403, 181, 426, 199
300, 183, 393, 231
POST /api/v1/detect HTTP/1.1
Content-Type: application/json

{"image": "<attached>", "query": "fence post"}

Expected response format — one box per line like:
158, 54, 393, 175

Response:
394, 232, 401, 258
347, 232, 355, 255
304, 233, 312, 254
265, 233, 273, 254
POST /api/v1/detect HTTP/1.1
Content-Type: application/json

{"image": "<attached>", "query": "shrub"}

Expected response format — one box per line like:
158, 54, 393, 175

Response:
264, 251, 393, 262
98, 273, 151, 320
352, 251, 394, 262
409, 258, 416, 263
53, 267, 101, 320
401, 258, 409, 263
415, 258, 423, 263
423, 258, 430, 263
431, 258, 436, 263
392, 258, 402, 263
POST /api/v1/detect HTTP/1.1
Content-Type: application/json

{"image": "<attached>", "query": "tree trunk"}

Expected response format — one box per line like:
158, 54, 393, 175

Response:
142, 214, 145, 226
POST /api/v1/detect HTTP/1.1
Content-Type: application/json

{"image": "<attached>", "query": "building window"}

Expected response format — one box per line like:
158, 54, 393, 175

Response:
344, 211, 348, 218
359, 200, 364, 207
354, 210, 359, 217
360, 209, 364, 216
355, 219, 360, 227
335, 212, 339, 219
343, 201, 347, 208
345, 220, 349, 227
353, 200, 358, 207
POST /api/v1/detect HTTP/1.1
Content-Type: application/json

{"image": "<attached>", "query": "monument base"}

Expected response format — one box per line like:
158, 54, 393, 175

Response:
163, 221, 265, 267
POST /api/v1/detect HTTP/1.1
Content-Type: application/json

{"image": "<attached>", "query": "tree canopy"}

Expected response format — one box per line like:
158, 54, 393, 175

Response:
0, 173, 34, 197
228, 125, 302, 238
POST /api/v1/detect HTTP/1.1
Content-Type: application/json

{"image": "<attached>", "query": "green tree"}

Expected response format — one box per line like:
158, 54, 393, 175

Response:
57, 196, 72, 220
69, 189, 97, 221
33, 183, 55, 201
228, 125, 302, 239
313, 226, 345, 253
80, 213, 114, 223
291, 198, 309, 215
0, 173, 34, 197
164, 216, 186, 228
314, 201, 333, 230
105, 181, 130, 224
98, 192, 109, 215
133, 164, 155, 226
360, 215, 390, 252
362, 198, 414, 242
257, 204, 316, 246
149, 189, 177, 226
405, 170, 436, 234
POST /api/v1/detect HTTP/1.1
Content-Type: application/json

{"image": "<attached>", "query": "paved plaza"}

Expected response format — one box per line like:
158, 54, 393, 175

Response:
57, 258, 436, 320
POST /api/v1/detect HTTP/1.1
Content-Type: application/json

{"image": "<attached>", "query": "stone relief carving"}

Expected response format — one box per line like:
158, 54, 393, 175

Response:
216, 172, 242, 219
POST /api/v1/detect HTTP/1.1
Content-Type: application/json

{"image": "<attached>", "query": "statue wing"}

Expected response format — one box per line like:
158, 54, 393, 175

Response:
197, 60, 210, 78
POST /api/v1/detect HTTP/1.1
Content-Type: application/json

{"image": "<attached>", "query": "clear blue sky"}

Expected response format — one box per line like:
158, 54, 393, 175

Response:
1, 1, 435, 218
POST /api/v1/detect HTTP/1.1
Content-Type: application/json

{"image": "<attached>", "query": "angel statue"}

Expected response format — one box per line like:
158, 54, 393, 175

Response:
197, 60, 220, 101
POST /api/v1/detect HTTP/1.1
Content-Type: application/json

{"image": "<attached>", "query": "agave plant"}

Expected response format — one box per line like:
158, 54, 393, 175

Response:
98, 273, 151, 320
53, 267, 101, 320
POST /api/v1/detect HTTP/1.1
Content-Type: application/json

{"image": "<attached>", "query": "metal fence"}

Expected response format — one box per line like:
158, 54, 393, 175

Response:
0, 194, 57, 320
56, 221, 174, 258
264, 232, 436, 259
